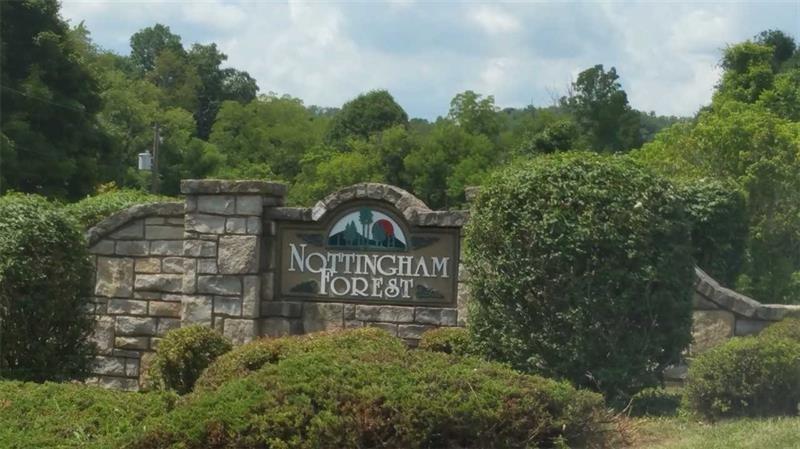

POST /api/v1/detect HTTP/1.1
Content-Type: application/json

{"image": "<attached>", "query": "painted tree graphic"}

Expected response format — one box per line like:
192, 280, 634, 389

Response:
344, 221, 359, 245
372, 222, 387, 247
358, 208, 373, 246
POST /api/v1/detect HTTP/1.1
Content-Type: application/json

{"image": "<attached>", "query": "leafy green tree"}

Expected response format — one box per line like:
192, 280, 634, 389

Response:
1, 0, 106, 199
187, 43, 258, 139
129, 24, 184, 75
326, 90, 408, 145
210, 94, 326, 180
404, 120, 494, 208
448, 90, 500, 138
716, 42, 775, 104
755, 29, 797, 70
516, 119, 578, 155
289, 145, 384, 205
561, 64, 642, 152
634, 102, 800, 303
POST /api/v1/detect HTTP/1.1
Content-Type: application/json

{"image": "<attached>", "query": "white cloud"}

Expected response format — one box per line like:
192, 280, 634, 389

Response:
59, 0, 799, 119
468, 5, 521, 35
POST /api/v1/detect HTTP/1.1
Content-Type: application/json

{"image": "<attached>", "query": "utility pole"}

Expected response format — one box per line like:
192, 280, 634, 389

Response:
151, 123, 160, 194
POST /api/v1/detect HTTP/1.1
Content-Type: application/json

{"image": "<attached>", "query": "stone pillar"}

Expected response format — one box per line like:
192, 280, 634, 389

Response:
180, 180, 286, 344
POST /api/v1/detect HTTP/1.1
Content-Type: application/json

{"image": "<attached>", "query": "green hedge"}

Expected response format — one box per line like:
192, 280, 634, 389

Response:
0, 380, 176, 449
759, 318, 800, 343
132, 329, 610, 449
0, 193, 94, 381
195, 327, 404, 392
64, 188, 174, 229
148, 325, 232, 394
466, 152, 695, 401
677, 178, 748, 287
418, 327, 474, 357
685, 336, 800, 418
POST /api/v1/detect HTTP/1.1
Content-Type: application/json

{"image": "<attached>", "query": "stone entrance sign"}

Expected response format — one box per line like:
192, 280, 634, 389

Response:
277, 202, 459, 306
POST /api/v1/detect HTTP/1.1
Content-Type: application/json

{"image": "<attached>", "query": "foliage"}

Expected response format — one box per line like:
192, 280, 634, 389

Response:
64, 186, 174, 228
195, 327, 404, 392
417, 327, 474, 356
403, 120, 494, 209
631, 416, 800, 449
147, 325, 232, 394
758, 318, 800, 343
0, 380, 176, 449
628, 388, 682, 417
685, 336, 800, 419
0, 193, 94, 381
466, 153, 695, 400
561, 64, 642, 152
326, 90, 408, 145
448, 90, 500, 138
676, 179, 748, 286
0, 0, 106, 199
634, 102, 800, 303
132, 329, 609, 449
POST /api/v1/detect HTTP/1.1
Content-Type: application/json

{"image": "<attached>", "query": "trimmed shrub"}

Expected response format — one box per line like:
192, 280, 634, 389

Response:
466, 153, 695, 400
759, 318, 800, 343
195, 327, 405, 392
0, 193, 94, 381
677, 178, 748, 287
130, 329, 610, 449
685, 336, 800, 418
628, 388, 682, 417
418, 327, 474, 356
0, 380, 176, 449
64, 187, 174, 229
148, 325, 232, 394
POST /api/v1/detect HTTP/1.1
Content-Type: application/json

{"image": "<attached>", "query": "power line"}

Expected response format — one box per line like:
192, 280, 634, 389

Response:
0, 84, 89, 114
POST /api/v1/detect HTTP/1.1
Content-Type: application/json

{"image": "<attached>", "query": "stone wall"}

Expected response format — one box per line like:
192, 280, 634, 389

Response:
85, 181, 468, 390
85, 180, 798, 390
690, 267, 800, 354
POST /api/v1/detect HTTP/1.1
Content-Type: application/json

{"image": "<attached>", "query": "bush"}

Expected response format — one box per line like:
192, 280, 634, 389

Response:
195, 327, 405, 392
0, 380, 176, 449
64, 187, 174, 229
0, 193, 94, 381
131, 329, 610, 449
148, 325, 232, 394
759, 318, 800, 343
466, 153, 695, 400
418, 327, 474, 356
685, 336, 800, 418
677, 178, 748, 287
628, 388, 682, 417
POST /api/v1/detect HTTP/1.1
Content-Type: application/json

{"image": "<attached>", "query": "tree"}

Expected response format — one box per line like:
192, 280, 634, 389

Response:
289, 146, 384, 206
326, 90, 408, 145
448, 90, 500, 138
129, 24, 184, 75
1, 0, 106, 199
187, 43, 258, 139
210, 94, 326, 180
755, 29, 797, 69
716, 42, 775, 104
561, 64, 642, 152
403, 120, 494, 208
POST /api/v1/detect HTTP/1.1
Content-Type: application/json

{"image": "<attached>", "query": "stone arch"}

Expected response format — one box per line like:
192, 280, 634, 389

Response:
310, 183, 467, 228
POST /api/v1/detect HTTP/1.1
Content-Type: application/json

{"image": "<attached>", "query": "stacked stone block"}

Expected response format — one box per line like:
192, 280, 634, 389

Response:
180, 180, 286, 346
86, 203, 185, 390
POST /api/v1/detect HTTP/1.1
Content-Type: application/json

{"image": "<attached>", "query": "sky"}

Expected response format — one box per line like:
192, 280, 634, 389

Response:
61, 0, 800, 120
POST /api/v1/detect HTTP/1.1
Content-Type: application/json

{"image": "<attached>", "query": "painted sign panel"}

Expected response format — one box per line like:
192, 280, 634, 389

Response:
277, 203, 459, 306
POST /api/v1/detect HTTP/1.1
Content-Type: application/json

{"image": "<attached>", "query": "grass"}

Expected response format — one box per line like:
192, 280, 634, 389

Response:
628, 416, 800, 449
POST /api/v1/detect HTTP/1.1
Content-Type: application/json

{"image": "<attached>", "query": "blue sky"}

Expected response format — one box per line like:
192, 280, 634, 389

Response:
61, 1, 799, 119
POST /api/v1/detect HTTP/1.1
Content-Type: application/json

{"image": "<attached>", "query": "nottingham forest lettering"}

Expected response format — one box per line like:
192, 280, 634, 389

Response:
277, 205, 460, 306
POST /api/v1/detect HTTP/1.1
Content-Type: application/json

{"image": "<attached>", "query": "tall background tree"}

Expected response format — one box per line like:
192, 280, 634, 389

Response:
1, 0, 106, 199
